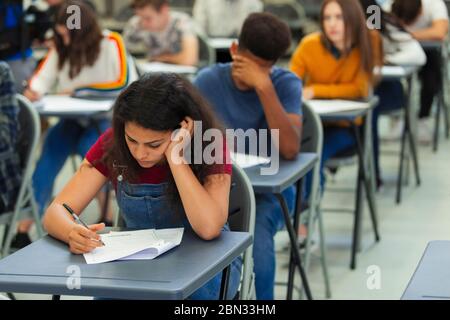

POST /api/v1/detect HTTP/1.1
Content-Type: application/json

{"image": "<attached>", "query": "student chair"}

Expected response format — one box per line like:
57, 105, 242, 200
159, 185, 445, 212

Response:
263, 0, 319, 50
228, 163, 256, 300
0, 94, 45, 258
299, 101, 331, 298
195, 26, 217, 68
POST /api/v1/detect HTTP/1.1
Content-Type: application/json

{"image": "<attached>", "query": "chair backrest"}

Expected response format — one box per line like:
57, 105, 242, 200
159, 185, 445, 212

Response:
301, 100, 323, 156
195, 26, 216, 68
263, 1, 306, 29
228, 163, 256, 234
15, 95, 41, 174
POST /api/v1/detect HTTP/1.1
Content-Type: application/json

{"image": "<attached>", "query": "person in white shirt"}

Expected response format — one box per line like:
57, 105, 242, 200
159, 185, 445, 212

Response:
123, 0, 199, 66
16, 1, 136, 245
360, 0, 427, 187
391, 0, 449, 143
193, 0, 263, 38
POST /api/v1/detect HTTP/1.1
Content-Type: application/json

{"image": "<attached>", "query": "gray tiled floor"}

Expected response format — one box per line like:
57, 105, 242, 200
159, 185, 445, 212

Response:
2, 116, 450, 300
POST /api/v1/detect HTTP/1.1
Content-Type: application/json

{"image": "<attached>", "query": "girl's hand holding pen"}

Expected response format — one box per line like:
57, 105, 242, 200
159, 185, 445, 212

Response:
68, 223, 105, 255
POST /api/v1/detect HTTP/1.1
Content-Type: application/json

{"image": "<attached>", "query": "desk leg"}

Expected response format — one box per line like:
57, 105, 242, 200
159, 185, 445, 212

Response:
434, 94, 442, 153
219, 266, 231, 300
406, 77, 421, 188
350, 123, 380, 269
52, 295, 61, 301
276, 193, 313, 300
287, 179, 303, 299
397, 123, 407, 204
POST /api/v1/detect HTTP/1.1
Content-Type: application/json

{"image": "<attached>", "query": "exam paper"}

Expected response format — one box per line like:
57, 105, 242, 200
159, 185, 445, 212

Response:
34, 95, 114, 113
83, 228, 184, 264
306, 99, 370, 115
231, 152, 271, 169
137, 62, 198, 75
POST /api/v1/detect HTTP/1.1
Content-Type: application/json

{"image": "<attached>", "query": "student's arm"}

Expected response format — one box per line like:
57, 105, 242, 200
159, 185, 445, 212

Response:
411, 20, 449, 42
42, 160, 107, 254
25, 49, 59, 101
165, 118, 230, 240
152, 35, 199, 66
289, 42, 308, 80
309, 69, 370, 99
75, 32, 129, 93
233, 55, 302, 160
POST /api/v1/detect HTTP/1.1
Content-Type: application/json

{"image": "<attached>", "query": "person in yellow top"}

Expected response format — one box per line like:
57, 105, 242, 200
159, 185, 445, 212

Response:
290, 0, 379, 194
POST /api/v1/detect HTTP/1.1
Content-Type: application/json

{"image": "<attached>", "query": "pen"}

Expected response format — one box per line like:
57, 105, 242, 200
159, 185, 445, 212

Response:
62, 203, 106, 246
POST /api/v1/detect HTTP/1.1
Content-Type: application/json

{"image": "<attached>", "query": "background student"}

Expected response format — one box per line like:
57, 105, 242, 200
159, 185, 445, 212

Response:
42, 73, 242, 300
0, 62, 22, 216
390, 0, 449, 143
16, 1, 134, 247
360, 0, 427, 187
290, 0, 381, 192
193, 0, 263, 38
195, 13, 302, 300
123, 0, 199, 66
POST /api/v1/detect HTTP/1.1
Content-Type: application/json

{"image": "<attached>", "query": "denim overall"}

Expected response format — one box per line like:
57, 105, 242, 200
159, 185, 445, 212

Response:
116, 178, 242, 300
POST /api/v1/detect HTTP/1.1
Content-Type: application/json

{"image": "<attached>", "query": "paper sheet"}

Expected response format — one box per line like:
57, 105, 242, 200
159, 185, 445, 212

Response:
83, 228, 184, 264
34, 95, 114, 113
306, 99, 370, 115
137, 62, 198, 75
231, 152, 271, 169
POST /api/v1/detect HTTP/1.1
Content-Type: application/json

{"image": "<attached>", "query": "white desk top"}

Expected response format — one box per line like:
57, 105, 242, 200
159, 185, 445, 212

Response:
137, 61, 198, 75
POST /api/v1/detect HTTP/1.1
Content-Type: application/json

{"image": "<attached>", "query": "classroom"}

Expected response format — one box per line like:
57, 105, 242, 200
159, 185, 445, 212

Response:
1, 0, 450, 302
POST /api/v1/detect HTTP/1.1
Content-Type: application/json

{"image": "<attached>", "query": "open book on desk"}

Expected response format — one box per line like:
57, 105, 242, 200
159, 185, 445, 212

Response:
231, 152, 271, 169
306, 99, 370, 115
34, 95, 115, 113
83, 228, 184, 265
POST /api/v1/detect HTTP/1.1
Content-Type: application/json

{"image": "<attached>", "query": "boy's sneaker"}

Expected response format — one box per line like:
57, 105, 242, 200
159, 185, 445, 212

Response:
417, 118, 432, 145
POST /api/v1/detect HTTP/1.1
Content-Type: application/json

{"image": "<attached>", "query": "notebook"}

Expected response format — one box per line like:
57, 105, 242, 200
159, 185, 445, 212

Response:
34, 95, 114, 113
83, 228, 184, 265
231, 152, 271, 169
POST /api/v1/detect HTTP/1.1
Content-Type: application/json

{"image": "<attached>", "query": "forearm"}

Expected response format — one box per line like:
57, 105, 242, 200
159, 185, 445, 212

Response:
256, 80, 300, 160
154, 51, 198, 66
42, 203, 77, 243
413, 27, 447, 42
168, 161, 225, 240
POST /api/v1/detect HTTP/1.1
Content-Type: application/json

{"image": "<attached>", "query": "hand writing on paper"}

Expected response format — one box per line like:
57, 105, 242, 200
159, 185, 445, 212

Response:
68, 223, 105, 255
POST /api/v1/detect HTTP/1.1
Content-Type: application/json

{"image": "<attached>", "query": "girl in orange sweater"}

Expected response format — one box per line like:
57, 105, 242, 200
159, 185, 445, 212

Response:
290, 0, 377, 192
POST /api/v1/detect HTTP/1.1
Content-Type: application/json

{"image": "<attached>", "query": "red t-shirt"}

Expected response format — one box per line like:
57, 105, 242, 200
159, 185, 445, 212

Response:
86, 128, 232, 184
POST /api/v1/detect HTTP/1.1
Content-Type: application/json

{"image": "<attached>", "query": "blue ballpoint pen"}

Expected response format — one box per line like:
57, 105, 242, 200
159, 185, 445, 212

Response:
63, 203, 106, 246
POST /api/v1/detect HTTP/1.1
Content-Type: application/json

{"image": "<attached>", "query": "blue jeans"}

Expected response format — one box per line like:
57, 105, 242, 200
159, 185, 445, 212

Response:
32, 119, 110, 216
117, 180, 242, 300
373, 80, 404, 183
305, 126, 356, 199
253, 186, 295, 300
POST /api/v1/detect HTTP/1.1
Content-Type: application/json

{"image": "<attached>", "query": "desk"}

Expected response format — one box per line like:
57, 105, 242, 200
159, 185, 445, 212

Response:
419, 40, 450, 152
402, 241, 450, 300
0, 230, 251, 300
310, 99, 380, 269
381, 65, 421, 204
244, 153, 317, 300
137, 61, 198, 76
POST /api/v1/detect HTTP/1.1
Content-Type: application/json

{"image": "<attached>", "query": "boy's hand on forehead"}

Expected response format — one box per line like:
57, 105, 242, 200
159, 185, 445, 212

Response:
232, 54, 272, 91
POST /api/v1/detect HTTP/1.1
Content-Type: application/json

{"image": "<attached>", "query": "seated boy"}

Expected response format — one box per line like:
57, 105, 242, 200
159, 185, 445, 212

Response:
194, 13, 303, 300
123, 0, 199, 66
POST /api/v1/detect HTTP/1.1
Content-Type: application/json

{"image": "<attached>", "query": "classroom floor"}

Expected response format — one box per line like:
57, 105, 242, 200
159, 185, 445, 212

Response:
2, 114, 450, 300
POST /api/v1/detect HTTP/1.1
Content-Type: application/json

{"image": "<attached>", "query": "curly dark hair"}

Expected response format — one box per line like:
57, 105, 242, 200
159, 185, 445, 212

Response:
100, 73, 225, 212
54, 0, 103, 79
238, 12, 292, 62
